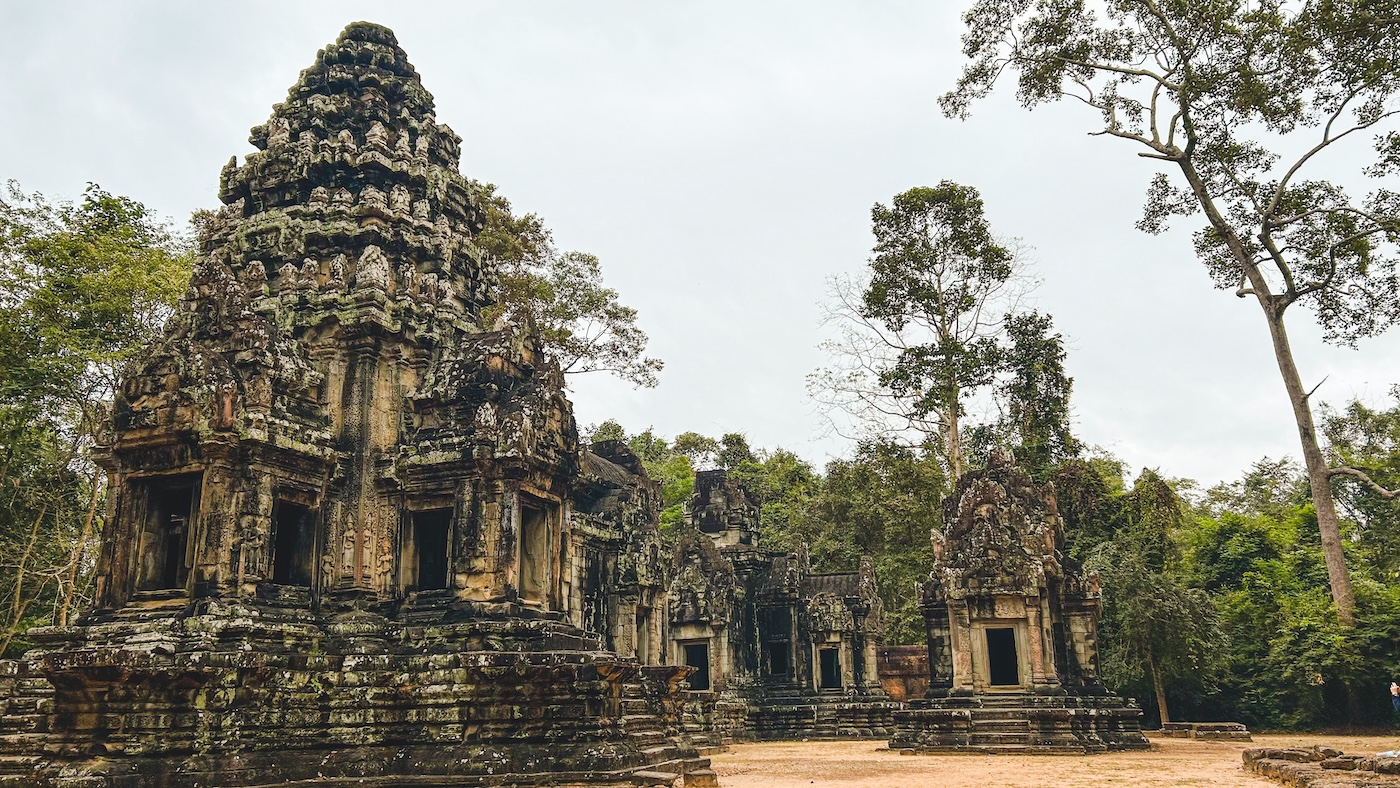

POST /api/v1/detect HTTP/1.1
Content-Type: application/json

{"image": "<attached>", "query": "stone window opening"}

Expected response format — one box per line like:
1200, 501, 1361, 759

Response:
758, 606, 793, 678
819, 647, 842, 691
683, 642, 710, 691
404, 509, 451, 591
135, 477, 199, 592
764, 642, 791, 677
270, 500, 316, 586
986, 627, 1021, 686
518, 498, 552, 606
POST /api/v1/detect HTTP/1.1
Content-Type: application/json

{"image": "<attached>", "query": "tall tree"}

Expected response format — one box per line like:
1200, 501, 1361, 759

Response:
1000, 310, 1081, 476
472, 182, 663, 388
943, 0, 1400, 623
811, 183, 1029, 478
0, 182, 190, 648
1087, 470, 1219, 726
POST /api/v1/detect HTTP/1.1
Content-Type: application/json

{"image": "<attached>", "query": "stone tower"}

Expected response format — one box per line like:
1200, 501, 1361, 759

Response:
0, 22, 713, 787
889, 448, 1149, 753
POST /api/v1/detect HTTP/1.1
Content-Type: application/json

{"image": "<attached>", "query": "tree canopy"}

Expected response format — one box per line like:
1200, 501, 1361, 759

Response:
0, 182, 191, 652
472, 182, 663, 388
811, 183, 1071, 478
941, 0, 1400, 624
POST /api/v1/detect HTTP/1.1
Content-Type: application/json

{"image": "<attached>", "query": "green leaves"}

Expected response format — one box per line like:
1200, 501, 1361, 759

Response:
0, 183, 191, 411
814, 182, 1049, 476
946, 0, 1400, 344
0, 181, 189, 654
472, 182, 663, 388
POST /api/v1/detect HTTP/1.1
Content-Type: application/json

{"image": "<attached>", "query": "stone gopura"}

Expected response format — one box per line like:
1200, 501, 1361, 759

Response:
0, 22, 712, 787
669, 471, 897, 742
889, 449, 1148, 753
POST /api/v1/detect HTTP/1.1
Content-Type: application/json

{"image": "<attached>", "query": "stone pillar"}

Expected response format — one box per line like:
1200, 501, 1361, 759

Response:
849, 600, 869, 693
618, 599, 638, 658
950, 605, 975, 694
193, 442, 239, 598
923, 602, 953, 697
1025, 598, 1050, 687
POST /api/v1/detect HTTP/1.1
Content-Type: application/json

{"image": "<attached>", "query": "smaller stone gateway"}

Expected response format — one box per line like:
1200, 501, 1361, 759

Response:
669, 470, 899, 742
889, 449, 1149, 753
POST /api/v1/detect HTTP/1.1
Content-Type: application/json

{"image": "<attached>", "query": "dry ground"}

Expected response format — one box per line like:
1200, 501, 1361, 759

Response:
708, 733, 1400, 787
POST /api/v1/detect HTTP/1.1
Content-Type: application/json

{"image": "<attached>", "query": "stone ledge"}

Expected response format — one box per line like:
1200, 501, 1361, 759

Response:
1243, 747, 1400, 787
1159, 722, 1252, 741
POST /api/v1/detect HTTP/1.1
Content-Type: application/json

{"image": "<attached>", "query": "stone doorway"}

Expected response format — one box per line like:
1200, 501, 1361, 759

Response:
765, 642, 791, 677
271, 500, 315, 586
406, 509, 451, 591
135, 476, 199, 591
519, 498, 551, 604
819, 647, 842, 691
986, 627, 1020, 686
684, 642, 711, 690
636, 607, 651, 663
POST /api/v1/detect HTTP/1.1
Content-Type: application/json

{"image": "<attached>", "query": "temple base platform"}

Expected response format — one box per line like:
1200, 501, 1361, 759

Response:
888, 692, 1150, 754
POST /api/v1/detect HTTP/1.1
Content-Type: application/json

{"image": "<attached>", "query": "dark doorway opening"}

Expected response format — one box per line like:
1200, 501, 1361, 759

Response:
519, 500, 551, 604
819, 647, 842, 690
408, 509, 451, 591
136, 479, 198, 591
271, 500, 315, 586
635, 607, 651, 663
684, 643, 710, 691
764, 642, 791, 677
987, 627, 1020, 686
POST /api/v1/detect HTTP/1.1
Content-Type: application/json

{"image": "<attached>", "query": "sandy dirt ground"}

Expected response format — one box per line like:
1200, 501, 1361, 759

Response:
708, 733, 1400, 787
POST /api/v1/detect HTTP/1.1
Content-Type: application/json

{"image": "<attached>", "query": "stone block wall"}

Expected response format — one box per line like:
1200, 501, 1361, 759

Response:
877, 646, 928, 701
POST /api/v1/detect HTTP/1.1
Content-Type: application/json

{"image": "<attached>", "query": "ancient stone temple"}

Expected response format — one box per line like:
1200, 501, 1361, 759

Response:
889, 449, 1149, 753
670, 471, 897, 741
0, 22, 715, 787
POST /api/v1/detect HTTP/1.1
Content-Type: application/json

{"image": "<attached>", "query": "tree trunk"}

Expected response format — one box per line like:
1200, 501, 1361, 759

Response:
58, 472, 101, 627
1257, 303, 1356, 625
1, 503, 47, 656
1149, 651, 1170, 727
947, 384, 963, 480
1172, 157, 1356, 627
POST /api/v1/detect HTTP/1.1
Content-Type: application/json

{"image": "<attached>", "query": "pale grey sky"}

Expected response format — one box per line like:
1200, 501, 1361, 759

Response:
3, 1, 1397, 486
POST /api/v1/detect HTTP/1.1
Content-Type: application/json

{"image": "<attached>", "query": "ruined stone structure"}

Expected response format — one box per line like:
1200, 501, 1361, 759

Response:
0, 22, 715, 787
889, 449, 1149, 753
876, 646, 930, 702
670, 471, 898, 741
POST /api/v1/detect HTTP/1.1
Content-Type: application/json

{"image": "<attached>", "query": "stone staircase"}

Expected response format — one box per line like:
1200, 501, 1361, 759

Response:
747, 692, 900, 740
619, 679, 717, 787
0, 660, 53, 786
889, 693, 1149, 753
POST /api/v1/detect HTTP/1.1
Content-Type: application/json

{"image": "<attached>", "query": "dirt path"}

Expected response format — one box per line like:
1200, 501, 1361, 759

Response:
708, 734, 1400, 787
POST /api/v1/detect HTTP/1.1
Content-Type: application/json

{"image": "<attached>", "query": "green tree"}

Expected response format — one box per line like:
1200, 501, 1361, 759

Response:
1322, 388, 1400, 576
942, 0, 1400, 625
472, 182, 663, 388
716, 433, 757, 470
0, 182, 190, 650
805, 441, 947, 644
1087, 470, 1218, 726
1000, 311, 1080, 477
812, 183, 1030, 478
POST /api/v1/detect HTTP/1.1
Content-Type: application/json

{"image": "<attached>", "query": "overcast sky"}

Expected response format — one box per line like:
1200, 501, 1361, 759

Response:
3, 1, 1398, 487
